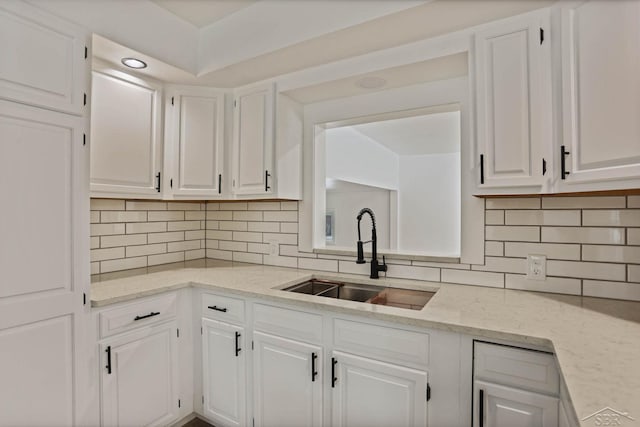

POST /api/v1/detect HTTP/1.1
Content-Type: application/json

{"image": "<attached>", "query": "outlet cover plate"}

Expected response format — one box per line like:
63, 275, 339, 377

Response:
527, 254, 546, 281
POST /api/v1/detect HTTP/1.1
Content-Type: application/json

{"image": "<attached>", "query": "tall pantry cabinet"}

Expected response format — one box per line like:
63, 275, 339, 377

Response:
0, 1, 91, 426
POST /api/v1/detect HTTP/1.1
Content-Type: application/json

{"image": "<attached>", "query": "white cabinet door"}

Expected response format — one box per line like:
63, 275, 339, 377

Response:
202, 318, 246, 427
165, 86, 225, 198
0, 1, 88, 115
253, 331, 323, 427
232, 83, 275, 196
101, 322, 179, 427
558, 0, 640, 191
331, 351, 428, 427
475, 11, 551, 193
0, 100, 88, 427
90, 65, 163, 198
474, 381, 559, 427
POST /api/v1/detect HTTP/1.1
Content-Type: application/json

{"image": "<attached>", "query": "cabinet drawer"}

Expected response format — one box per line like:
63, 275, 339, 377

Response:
253, 303, 322, 343
202, 293, 245, 324
99, 293, 177, 338
333, 319, 429, 367
474, 342, 559, 394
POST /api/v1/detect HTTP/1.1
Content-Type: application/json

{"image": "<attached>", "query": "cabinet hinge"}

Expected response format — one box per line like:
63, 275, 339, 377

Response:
171, 96, 174, 106
178, 399, 181, 408
83, 292, 86, 305
83, 93, 87, 106
426, 383, 431, 402
177, 328, 179, 338
540, 27, 544, 45
84, 46, 88, 59
83, 133, 86, 146
542, 158, 547, 176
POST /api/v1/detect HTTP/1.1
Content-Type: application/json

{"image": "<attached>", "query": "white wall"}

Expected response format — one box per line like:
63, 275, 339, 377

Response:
326, 181, 393, 249
325, 127, 399, 189
398, 152, 460, 255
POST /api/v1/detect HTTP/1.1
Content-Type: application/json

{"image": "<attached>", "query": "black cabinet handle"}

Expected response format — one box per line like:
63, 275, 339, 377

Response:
331, 357, 337, 388
311, 352, 318, 382
235, 331, 241, 357
480, 154, 485, 184
265, 170, 271, 192
542, 158, 547, 176
134, 311, 160, 321
561, 145, 570, 179
479, 389, 485, 427
105, 346, 112, 374
218, 174, 222, 194
155, 172, 161, 192
208, 305, 227, 313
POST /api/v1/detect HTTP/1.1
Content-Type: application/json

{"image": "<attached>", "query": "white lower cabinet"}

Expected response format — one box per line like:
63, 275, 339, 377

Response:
331, 351, 428, 427
100, 321, 179, 427
253, 331, 323, 427
201, 318, 246, 427
474, 380, 558, 427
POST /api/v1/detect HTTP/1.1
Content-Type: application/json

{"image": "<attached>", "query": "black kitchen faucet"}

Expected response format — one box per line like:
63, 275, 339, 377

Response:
356, 208, 387, 279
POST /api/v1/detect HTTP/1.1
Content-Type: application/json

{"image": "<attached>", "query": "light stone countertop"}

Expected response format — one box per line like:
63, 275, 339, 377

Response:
91, 261, 640, 427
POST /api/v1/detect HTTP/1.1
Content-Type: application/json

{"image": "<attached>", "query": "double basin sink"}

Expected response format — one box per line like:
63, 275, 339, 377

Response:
283, 278, 435, 311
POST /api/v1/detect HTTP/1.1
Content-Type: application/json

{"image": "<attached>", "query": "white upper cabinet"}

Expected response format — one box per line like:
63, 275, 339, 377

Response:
232, 83, 275, 196
0, 1, 88, 115
474, 11, 552, 194
557, 0, 640, 191
90, 64, 164, 198
165, 86, 225, 198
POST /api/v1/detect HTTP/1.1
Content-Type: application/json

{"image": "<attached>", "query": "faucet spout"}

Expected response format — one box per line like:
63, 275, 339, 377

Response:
355, 208, 387, 279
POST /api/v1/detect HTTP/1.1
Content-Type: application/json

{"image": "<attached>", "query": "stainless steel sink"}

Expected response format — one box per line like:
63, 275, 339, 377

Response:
283, 278, 435, 310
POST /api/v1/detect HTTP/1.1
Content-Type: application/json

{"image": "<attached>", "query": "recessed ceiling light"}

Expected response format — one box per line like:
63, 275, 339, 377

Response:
121, 57, 147, 69
355, 76, 387, 89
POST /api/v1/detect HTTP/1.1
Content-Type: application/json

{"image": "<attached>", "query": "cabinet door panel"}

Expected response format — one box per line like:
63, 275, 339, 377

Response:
475, 12, 550, 191
90, 68, 162, 197
232, 84, 274, 195
101, 323, 179, 427
560, 1, 640, 188
0, 2, 87, 114
202, 318, 246, 427
332, 351, 427, 427
474, 381, 558, 427
253, 331, 322, 427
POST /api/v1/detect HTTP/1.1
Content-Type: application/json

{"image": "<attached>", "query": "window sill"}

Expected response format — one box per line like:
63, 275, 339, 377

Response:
313, 247, 460, 264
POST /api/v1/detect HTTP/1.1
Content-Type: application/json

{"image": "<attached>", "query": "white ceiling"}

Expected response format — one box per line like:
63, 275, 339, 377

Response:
351, 111, 461, 156
151, 0, 257, 28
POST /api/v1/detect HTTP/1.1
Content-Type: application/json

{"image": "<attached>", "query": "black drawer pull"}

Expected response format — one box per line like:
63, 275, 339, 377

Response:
479, 389, 485, 427
134, 311, 160, 321
105, 346, 112, 374
331, 357, 337, 388
480, 154, 485, 184
311, 352, 318, 382
235, 331, 241, 357
265, 170, 271, 192
208, 305, 227, 313
561, 145, 570, 179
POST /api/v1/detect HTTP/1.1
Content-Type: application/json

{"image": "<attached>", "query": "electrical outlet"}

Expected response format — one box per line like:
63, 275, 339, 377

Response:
527, 254, 546, 281
265, 240, 279, 256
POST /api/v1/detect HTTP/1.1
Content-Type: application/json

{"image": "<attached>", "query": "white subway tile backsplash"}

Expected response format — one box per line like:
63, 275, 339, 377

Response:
167, 240, 200, 252
91, 223, 125, 236
233, 211, 262, 221
542, 196, 626, 209
485, 241, 504, 257
91, 262, 100, 275
583, 280, 640, 301
248, 222, 280, 232
628, 229, 640, 245
628, 196, 640, 208
486, 226, 539, 242
486, 197, 540, 210
101, 211, 147, 223
582, 210, 640, 227
249, 202, 280, 211
485, 210, 504, 225
280, 222, 298, 233
264, 255, 298, 268
505, 274, 581, 295
387, 265, 440, 282
148, 231, 185, 244
473, 257, 525, 274
101, 234, 146, 248
100, 256, 146, 273
505, 210, 580, 226
148, 211, 185, 222
233, 251, 263, 264
219, 241, 248, 252
263, 211, 298, 222
91, 247, 124, 262
220, 202, 247, 211
90, 236, 100, 249
542, 227, 625, 245
206, 211, 233, 221
281, 201, 298, 211
91, 199, 125, 211
219, 221, 248, 231
298, 257, 338, 272
441, 269, 504, 288
263, 233, 297, 245
167, 220, 202, 231
503, 242, 581, 260
185, 211, 206, 221
279, 245, 317, 258
248, 243, 271, 254
90, 211, 100, 223
125, 201, 166, 211
185, 230, 205, 240
547, 260, 626, 281
232, 232, 263, 243
207, 249, 232, 261
167, 202, 201, 211
126, 222, 166, 234
206, 221, 220, 230
185, 249, 205, 260
628, 265, 640, 283
148, 252, 184, 266
206, 230, 233, 240
582, 245, 640, 263
126, 243, 166, 257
